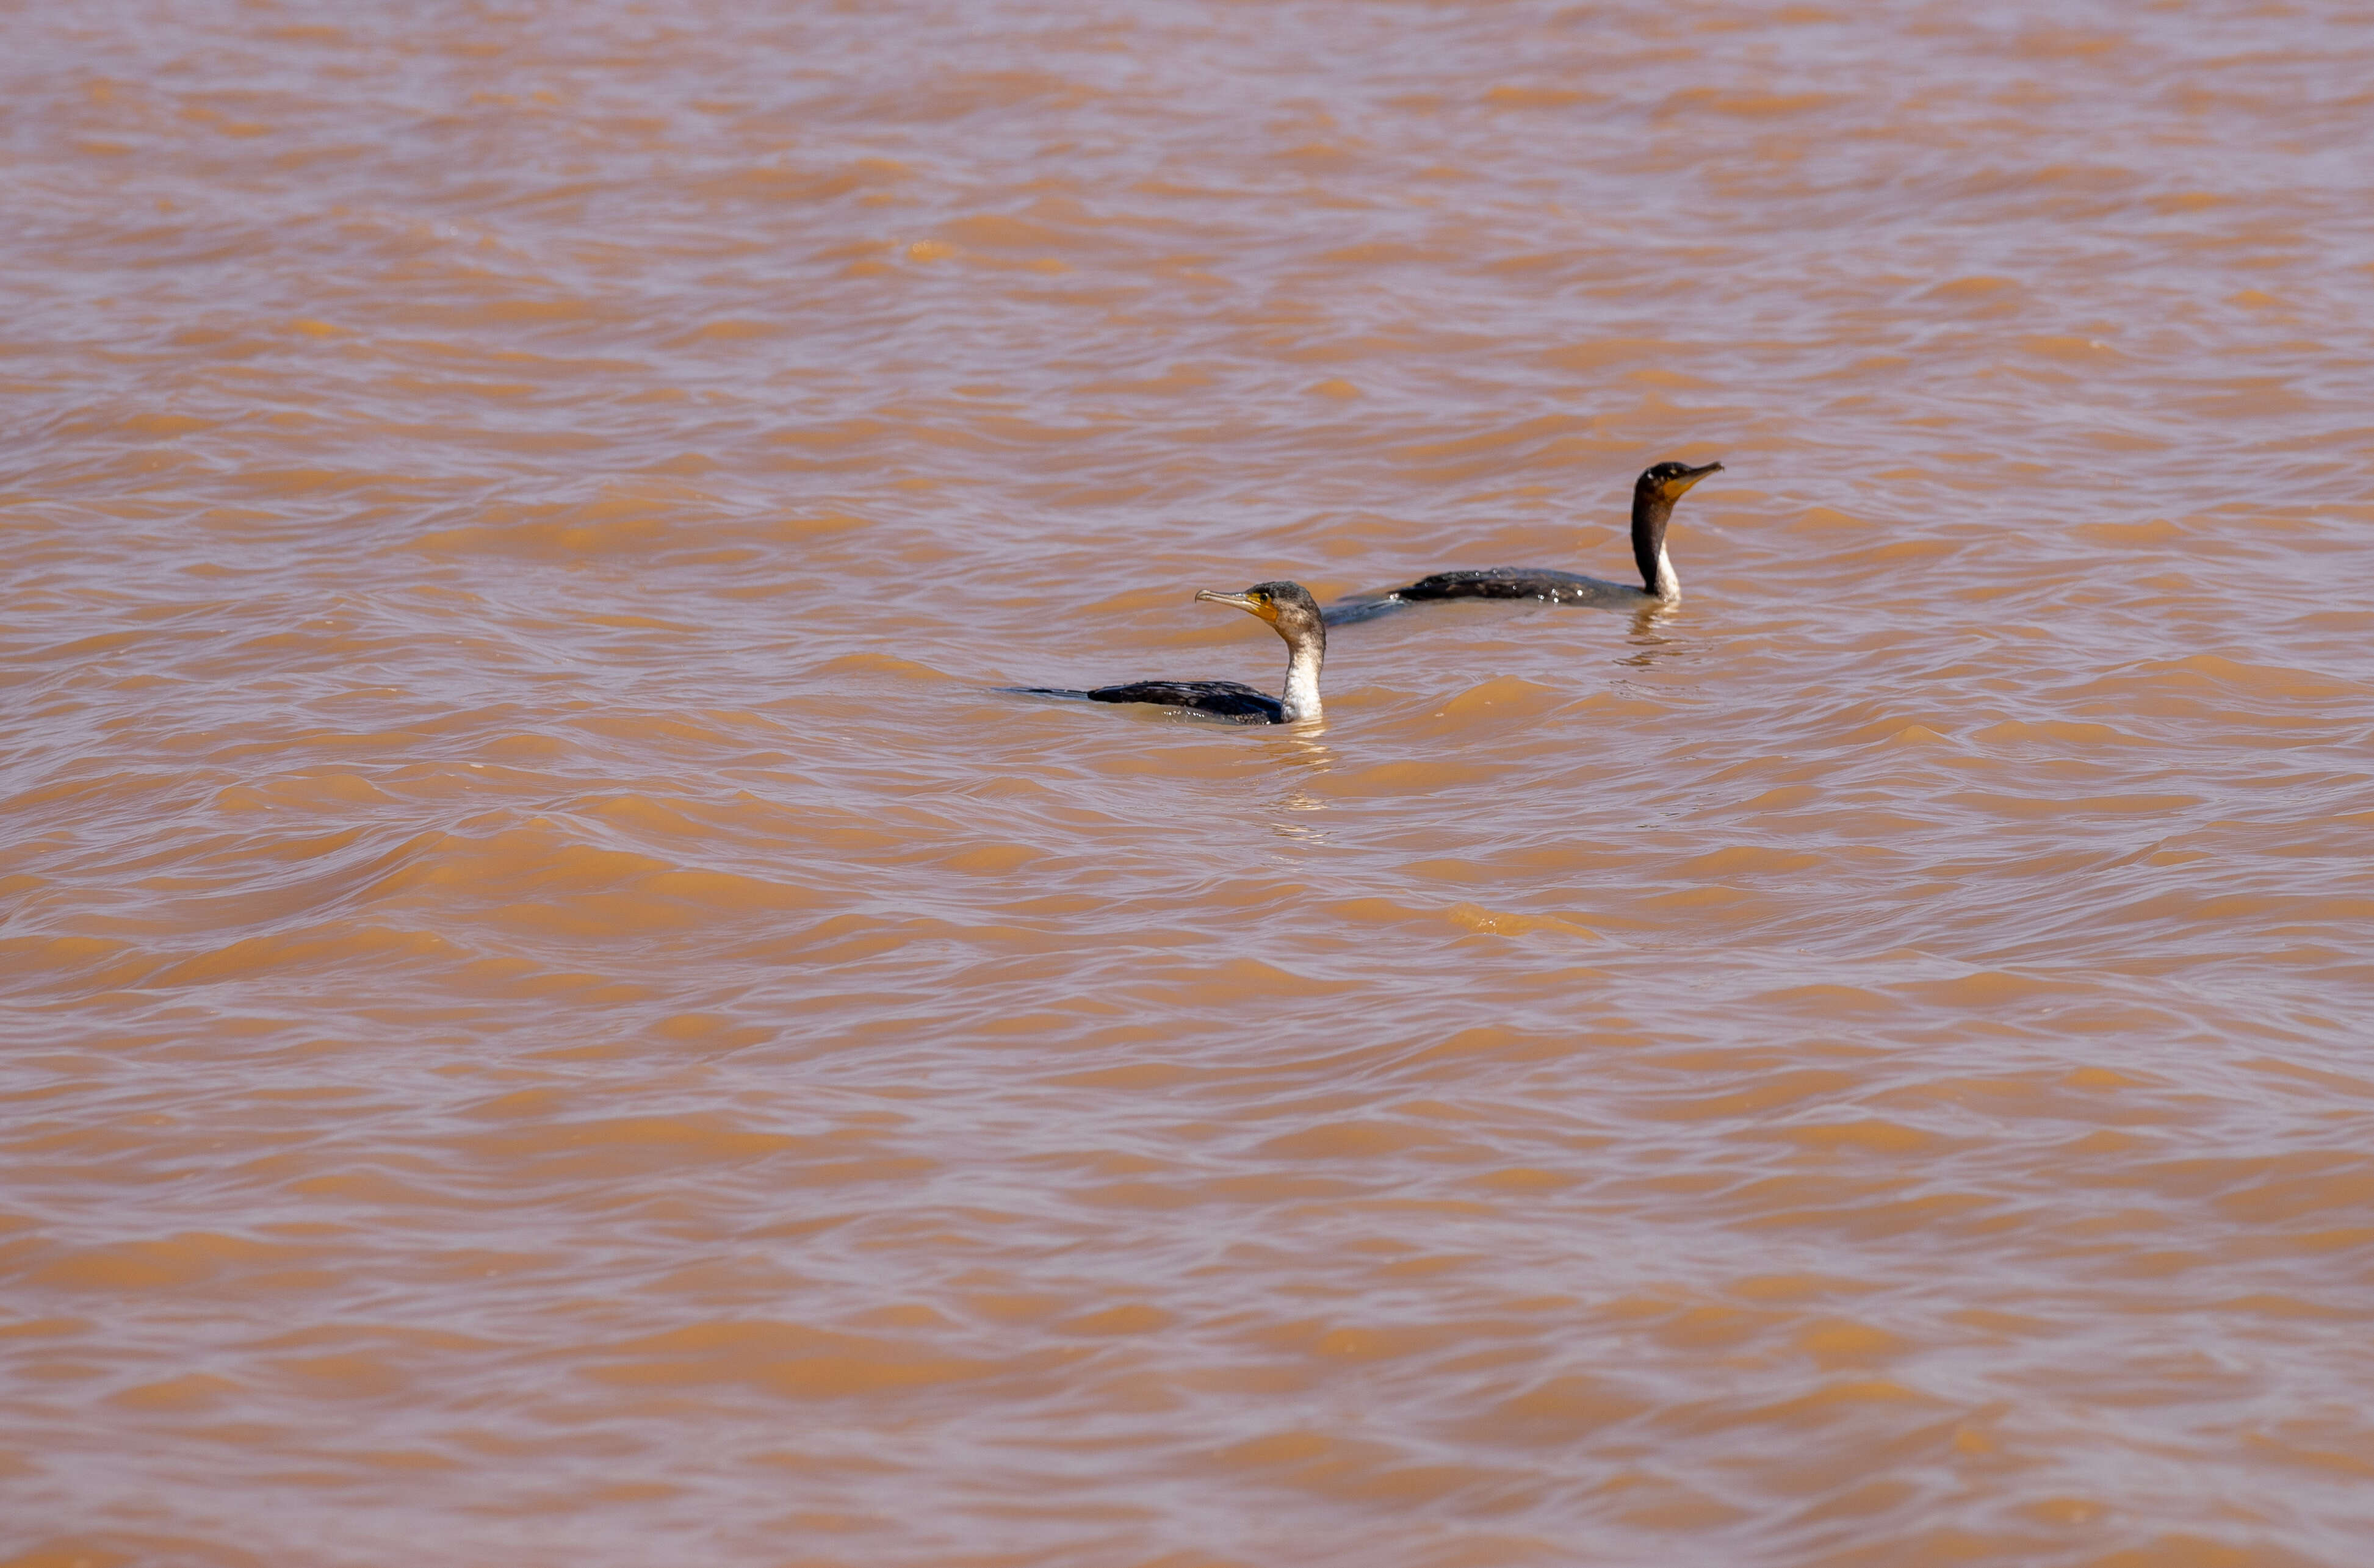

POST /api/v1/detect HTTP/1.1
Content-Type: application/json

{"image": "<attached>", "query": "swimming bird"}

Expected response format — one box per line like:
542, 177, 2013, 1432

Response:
1005, 581, 1325, 724
1329, 459, 1723, 624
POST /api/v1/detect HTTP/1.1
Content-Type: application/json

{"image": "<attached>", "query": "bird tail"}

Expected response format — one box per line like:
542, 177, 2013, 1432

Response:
996, 685, 1095, 702
1321, 593, 1410, 628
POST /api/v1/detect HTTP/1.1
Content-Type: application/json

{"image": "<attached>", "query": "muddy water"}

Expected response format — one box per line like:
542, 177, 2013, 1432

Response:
7, 1, 2374, 1563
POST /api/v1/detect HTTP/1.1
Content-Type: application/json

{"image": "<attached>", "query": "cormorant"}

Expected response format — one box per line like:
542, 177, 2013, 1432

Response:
1006, 580, 1326, 724
1330, 459, 1723, 624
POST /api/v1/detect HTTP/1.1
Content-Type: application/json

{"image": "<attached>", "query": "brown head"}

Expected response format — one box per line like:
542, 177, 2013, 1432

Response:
1192, 580, 1326, 660
1630, 459, 1723, 597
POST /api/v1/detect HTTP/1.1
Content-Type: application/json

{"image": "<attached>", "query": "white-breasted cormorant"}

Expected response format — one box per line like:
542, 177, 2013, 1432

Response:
1006, 580, 1325, 724
1329, 459, 1723, 625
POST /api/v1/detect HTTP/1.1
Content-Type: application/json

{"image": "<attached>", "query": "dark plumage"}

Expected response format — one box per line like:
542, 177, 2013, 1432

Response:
1059, 679, 1289, 723
1329, 459, 1723, 625
1005, 581, 1327, 725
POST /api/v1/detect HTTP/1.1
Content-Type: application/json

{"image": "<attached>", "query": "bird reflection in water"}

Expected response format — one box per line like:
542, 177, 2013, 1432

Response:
1264, 725, 1333, 844
1618, 600, 1689, 670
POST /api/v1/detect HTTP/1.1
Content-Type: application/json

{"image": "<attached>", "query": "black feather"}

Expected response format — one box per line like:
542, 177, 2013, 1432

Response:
1003, 681, 1284, 724
1394, 568, 1638, 605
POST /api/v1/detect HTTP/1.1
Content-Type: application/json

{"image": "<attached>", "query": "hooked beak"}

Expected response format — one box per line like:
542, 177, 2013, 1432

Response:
1195, 588, 1273, 621
1667, 459, 1723, 497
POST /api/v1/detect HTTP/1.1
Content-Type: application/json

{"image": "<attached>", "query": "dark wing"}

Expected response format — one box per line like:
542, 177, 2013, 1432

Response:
1001, 681, 1282, 723
1394, 567, 1637, 605
1086, 680, 1282, 722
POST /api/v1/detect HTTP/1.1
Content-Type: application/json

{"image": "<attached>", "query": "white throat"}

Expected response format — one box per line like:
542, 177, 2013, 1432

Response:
1653, 544, 1681, 602
1280, 643, 1323, 722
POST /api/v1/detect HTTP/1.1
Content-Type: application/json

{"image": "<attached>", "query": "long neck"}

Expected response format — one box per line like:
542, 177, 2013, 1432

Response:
1631, 489, 1681, 600
1279, 631, 1324, 722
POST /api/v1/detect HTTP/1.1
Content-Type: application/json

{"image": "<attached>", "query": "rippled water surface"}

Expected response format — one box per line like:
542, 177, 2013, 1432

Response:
8, 1, 2374, 1563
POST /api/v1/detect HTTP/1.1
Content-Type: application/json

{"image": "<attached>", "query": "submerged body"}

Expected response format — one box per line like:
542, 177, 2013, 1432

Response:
1053, 677, 1288, 724
1330, 459, 1722, 625
1006, 581, 1326, 725
1395, 564, 1645, 606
